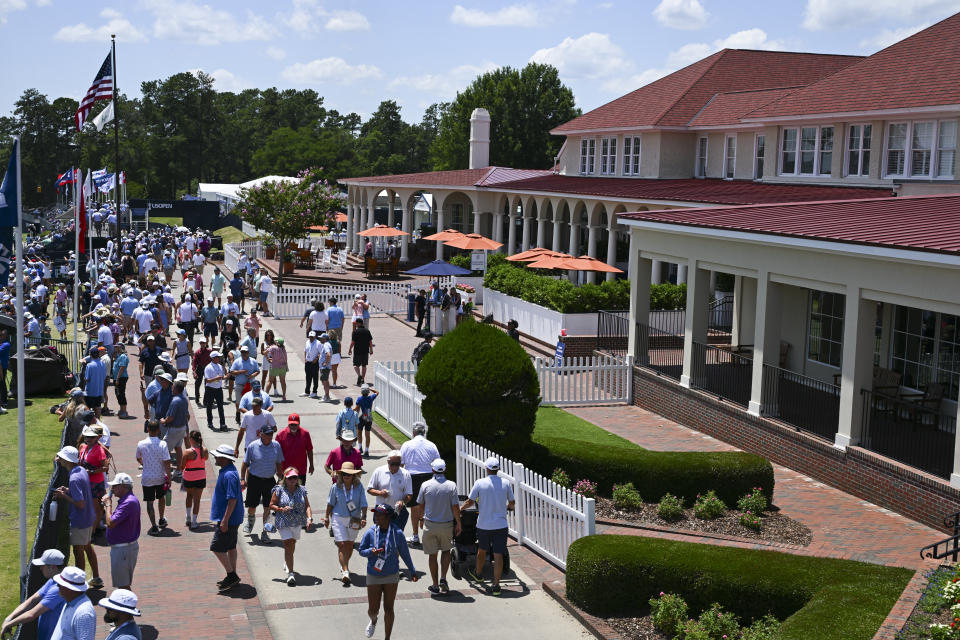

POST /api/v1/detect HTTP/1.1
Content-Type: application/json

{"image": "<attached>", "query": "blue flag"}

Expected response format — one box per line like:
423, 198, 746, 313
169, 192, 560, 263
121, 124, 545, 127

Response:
0, 140, 18, 287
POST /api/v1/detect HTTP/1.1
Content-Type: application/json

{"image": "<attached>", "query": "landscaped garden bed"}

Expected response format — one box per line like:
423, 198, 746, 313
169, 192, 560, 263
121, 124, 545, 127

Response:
895, 563, 960, 639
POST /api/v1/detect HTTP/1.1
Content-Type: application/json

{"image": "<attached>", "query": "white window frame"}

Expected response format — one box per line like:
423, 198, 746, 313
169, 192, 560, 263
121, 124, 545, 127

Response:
622, 136, 641, 176
845, 123, 872, 177
599, 136, 617, 175
579, 138, 596, 175
780, 125, 834, 176
883, 119, 958, 179
890, 305, 960, 402
695, 136, 708, 178
753, 133, 765, 180
807, 290, 845, 370
723, 135, 736, 179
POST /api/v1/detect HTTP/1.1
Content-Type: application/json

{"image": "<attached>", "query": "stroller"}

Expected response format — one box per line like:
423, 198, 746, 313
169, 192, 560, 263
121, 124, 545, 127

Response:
449, 498, 511, 580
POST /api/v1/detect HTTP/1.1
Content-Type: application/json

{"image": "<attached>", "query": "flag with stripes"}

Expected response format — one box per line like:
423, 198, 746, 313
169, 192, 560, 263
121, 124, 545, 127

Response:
56, 168, 75, 186
74, 53, 113, 131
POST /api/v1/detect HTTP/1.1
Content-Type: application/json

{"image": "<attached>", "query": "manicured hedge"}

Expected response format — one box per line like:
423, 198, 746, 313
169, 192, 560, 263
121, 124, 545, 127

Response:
533, 437, 774, 506
483, 262, 630, 313
567, 536, 913, 640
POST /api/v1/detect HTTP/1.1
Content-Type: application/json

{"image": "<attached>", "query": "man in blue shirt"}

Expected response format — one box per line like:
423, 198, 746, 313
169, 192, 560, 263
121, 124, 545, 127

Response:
83, 347, 107, 418
209, 445, 244, 592
241, 424, 284, 541
229, 345, 260, 423
238, 378, 273, 414
229, 273, 245, 315
0, 548, 66, 639
119, 291, 139, 345
0, 328, 9, 414
326, 297, 345, 342
161, 380, 190, 471
355, 384, 379, 457
53, 446, 103, 590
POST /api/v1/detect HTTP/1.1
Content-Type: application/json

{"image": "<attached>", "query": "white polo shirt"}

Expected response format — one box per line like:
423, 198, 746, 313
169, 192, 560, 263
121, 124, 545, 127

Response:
400, 435, 440, 475
304, 339, 321, 363
367, 465, 413, 506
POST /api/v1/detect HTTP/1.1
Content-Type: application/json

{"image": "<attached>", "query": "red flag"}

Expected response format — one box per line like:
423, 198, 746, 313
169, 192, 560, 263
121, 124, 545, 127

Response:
78, 185, 87, 254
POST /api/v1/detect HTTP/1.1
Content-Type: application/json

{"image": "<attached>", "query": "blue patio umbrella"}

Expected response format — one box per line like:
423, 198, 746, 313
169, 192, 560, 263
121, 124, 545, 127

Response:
405, 259, 472, 277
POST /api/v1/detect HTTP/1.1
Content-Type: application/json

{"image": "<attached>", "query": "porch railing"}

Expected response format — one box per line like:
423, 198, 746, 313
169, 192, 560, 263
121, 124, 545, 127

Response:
689, 341, 752, 408
761, 364, 840, 441
596, 310, 628, 358
860, 388, 956, 479
634, 322, 683, 381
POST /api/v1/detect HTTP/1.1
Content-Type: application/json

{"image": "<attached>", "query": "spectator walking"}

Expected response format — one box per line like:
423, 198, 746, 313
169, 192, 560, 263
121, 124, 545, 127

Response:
411, 332, 433, 367
210, 268, 226, 307
49, 566, 96, 640
112, 344, 130, 418
96, 588, 142, 640
201, 297, 220, 347
416, 458, 461, 595
178, 430, 208, 529
235, 396, 277, 456
347, 320, 373, 387
173, 329, 191, 376
161, 380, 190, 471
326, 296, 345, 341
102, 473, 141, 590
265, 336, 288, 401
414, 289, 427, 337
238, 378, 274, 415
228, 345, 260, 424
358, 504, 418, 639
78, 422, 110, 535
324, 430, 363, 479
461, 456, 515, 596
270, 467, 314, 586
83, 347, 107, 419
203, 350, 227, 432
259, 329, 275, 386
318, 333, 334, 403
276, 413, 314, 485
335, 397, 359, 440
366, 450, 412, 531
192, 336, 212, 404
355, 384, 378, 456
209, 445, 244, 592
399, 422, 440, 546
241, 424, 285, 542
0, 549, 65, 639
302, 331, 321, 399
53, 447, 103, 589
135, 420, 171, 536
306, 301, 327, 337
323, 461, 367, 585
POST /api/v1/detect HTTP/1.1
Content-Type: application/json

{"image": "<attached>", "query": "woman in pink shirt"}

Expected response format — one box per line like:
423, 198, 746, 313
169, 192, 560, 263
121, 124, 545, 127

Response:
265, 335, 288, 401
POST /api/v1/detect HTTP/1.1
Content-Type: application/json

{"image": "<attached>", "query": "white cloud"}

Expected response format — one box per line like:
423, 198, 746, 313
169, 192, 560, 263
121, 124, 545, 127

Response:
325, 9, 369, 31
148, 0, 276, 44
715, 28, 784, 50
54, 8, 147, 43
279, 0, 323, 34
0, 0, 27, 25
859, 22, 931, 50
530, 32, 632, 79
207, 68, 250, 92
389, 62, 499, 99
450, 4, 539, 27
652, 0, 708, 30
281, 57, 382, 84
802, 0, 960, 30
265, 46, 286, 60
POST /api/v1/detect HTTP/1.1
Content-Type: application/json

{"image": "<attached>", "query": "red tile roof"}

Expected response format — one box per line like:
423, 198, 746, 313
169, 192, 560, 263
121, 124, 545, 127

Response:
341, 166, 553, 189
619, 193, 960, 255
688, 87, 800, 127
749, 13, 960, 118
492, 175, 889, 205
551, 50, 863, 133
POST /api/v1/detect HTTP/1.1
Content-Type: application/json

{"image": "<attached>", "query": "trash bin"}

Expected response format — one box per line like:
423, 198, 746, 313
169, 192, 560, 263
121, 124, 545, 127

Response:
431, 304, 443, 335
406, 293, 416, 322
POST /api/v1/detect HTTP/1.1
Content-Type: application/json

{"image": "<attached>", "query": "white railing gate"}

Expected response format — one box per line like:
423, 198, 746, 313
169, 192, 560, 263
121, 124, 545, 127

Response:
536, 355, 633, 406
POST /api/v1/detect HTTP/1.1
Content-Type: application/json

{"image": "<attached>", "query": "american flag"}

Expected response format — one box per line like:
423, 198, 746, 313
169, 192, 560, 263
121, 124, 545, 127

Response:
74, 53, 113, 131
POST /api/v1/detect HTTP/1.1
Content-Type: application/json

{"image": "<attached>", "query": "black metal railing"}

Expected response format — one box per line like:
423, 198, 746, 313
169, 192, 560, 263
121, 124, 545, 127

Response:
861, 388, 956, 479
689, 341, 752, 407
760, 364, 840, 441
635, 322, 683, 381
596, 310, 629, 358
650, 308, 685, 337
921, 511, 960, 562
709, 295, 734, 336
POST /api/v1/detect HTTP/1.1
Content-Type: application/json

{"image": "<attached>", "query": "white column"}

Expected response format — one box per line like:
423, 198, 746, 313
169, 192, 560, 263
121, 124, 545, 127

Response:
506, 214, 516, 255
677, 264, 688, 285
834, 290, 875, 450
346, 204, 354, 253
950, 401, 960, 487
387, 194, 395, 228
493, 212, 504, 251
536, 218, 546, 248
628, 253, 653, 365
605, 226, 618, 282
747, 273, 782, 416
435, 209, 445, 260
569, 222, 580, 256
730, 275, 744, 347
651, 260, 662, 285
586, 225, 599, 284
551, 219, 562, 252
680, 262, 709, 389
521, 216, 531, 252
473, 211, 482, 235
400, 200, 411, 263
367, 204, 375, 229
353, 205, 363, 253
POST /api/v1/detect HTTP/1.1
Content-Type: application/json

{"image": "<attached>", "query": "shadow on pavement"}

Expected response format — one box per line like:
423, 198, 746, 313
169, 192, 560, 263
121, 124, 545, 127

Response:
218, 583, 258, 599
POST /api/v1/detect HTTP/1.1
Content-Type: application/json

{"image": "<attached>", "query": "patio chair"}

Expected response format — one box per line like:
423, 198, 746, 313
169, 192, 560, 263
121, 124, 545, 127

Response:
365, 257, 379, 278
899, 382, 945, 426
336, 251, 347, 274
319, 249, 333, 273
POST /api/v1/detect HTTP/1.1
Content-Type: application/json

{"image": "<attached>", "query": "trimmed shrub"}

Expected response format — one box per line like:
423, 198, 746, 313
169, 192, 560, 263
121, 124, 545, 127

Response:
612, 482, 643, 510
483, 262, 630, 313
657, 493, 685, 521
650, 282, 687, 310
693, 490, 726, 520
450, 252, 506, 275
532, 436, 774, 507
416, 321, 540, 461
565, 535, 913, 640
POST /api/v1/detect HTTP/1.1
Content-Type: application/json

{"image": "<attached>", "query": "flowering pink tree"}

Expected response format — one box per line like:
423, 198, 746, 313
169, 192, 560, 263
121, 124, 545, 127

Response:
236, 167, 345, 289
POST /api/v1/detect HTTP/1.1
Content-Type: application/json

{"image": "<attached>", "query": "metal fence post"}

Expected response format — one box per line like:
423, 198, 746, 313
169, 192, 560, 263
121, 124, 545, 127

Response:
584, 497, 596, 536
514, 463, 526, 547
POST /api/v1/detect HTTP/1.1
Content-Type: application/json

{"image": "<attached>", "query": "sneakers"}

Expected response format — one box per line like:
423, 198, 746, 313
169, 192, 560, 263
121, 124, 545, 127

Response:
117, 410, 129, 418
158, 517, 168, 529
407, 534, 420, 545
217, 573, 241, 592
356, 376, 362, 387
465, 566, 482, 583
0, 407, 7, 415
309, 393, 319, 399
260, 530, 270, 543
286, 572, 296, 586
427, 585, 442, 595
185, 518, 192, 528
439, 578, 449, 594
321, 396, 332, 403
87, 576, 104, 589
364, 618, 377, 638
219, 425, 228, 432
490, 584, 502, 597
299, 392, 310, 397
341, 570, 351, 585
243, 520, 253, 534
147, 525, 160, 536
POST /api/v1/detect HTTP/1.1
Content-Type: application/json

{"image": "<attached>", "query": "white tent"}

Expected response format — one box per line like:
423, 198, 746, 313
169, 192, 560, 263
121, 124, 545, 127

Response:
198, 175, 298, 210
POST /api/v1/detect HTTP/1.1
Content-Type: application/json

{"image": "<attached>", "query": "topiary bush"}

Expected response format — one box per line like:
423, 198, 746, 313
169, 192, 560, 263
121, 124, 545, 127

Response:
416, 320, 540, 461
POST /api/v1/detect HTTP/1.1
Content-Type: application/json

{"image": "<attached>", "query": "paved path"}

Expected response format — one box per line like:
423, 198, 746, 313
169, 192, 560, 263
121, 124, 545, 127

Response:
567, 405, 943, 570
83, 262, 588, 640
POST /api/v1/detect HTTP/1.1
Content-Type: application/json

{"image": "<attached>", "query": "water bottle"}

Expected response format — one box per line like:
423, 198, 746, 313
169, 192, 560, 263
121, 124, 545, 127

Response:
263, 521, 275, 533
165, 488, 172, 507
49, 501, 57, 522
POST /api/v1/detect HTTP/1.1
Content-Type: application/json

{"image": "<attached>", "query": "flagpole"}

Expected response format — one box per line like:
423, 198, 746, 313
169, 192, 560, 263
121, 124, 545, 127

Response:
111, 34, 120, 257
13, 135, 27, 575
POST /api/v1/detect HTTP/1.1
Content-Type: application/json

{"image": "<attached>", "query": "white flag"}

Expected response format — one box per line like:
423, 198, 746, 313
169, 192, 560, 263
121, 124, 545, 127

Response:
92, 101, 114, 132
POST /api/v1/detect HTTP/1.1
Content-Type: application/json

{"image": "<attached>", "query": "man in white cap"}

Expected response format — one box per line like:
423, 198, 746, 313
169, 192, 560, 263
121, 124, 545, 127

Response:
209, 444, 244, 592
399, 422, 439, 546
50, 566, 96, 640
204, 350, 228, 431
416, 458, 462, 596
0, 549, 65, 639
301, 331, 321, 399
98, 589, 141, 640
461, 456, 515, 596
52, 446, 103, 590
102, 473, 141, 590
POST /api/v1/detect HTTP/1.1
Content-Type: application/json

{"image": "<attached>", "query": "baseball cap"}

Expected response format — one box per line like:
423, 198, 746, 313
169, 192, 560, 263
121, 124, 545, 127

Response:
250, 379, 261, 388
210, 350, 221, 358
287, 413, 300, 425
240, 345, 249, 351
319, 332, 328, 339
108, 472, 134, 487
259, 424, 276, 435
56, 446, 79, 464
198, 336, 207, 343
145, 335, 155, 341
484, 456, 500, 471
308, 331, 316, 337
32, 548, 66, 567
431, 458, 447, 473
176, 328, 186, 335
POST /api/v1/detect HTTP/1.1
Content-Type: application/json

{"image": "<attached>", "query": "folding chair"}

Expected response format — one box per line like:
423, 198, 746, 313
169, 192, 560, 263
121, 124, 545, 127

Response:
320, 249, 333, 273
337, 251, 348, 274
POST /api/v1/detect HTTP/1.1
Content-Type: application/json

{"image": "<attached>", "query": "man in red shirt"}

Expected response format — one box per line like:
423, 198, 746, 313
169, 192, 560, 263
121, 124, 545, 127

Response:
323, 430, 362, 481
276, 413, 314, 485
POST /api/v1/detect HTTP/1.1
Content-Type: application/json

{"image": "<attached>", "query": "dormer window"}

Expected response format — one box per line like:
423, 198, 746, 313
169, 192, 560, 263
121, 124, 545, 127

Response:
580, 138, 596, 175
780, 126, 833, 176
623, 136, 641, 175
884, 120, 957, 179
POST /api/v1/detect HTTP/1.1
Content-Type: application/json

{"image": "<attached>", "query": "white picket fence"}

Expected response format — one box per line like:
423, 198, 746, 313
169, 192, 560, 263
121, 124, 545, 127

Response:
268, 278, 452, 320
535, 355, 633, 406
224, 240, 264, 274
372, 361, 424, 438
455, 435, 595, 569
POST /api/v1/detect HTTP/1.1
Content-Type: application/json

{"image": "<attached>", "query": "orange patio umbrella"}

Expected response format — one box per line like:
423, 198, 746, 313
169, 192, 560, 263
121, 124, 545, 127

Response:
308, 225, 329, 232
443, 233, 502, 251
357, 224, 409, 237
524, 252, 575, 269
422, 228, 463, 241
556, 255, 624, 273
505, 247, 553, 262
334, 212, 349, 223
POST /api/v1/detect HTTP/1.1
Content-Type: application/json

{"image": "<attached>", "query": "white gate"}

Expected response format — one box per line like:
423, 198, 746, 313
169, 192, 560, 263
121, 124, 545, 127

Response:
455, 435, 595, 570
224, 240, 263, 274
372, 361, 425, 439
536, 355, 633, 406
268, 278, 452, 320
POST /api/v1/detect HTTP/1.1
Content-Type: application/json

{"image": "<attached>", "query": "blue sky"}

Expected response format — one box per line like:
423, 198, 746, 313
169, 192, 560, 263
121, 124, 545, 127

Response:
4, 0, 960, 123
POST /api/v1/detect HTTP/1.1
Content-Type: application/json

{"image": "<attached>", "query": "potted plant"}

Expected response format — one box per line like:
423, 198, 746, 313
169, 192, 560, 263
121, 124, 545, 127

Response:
281, 251, 296, 274
262, 235, 277, 260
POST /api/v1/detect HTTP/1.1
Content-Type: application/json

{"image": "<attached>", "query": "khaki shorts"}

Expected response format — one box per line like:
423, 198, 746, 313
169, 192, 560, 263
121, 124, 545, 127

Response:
421, 520, 454, 555
69, 525, 93, 546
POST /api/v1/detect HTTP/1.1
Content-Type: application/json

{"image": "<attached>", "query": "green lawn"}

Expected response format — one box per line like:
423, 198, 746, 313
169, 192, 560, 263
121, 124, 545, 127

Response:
215, 226, 251, 245
0, 394, 69, 613
147, 215, 182, 227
